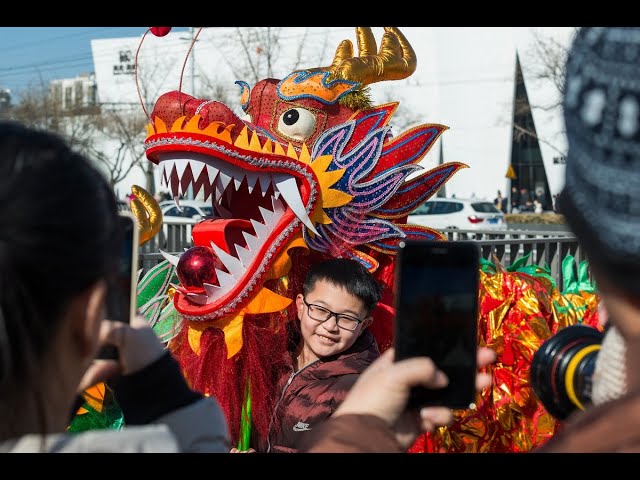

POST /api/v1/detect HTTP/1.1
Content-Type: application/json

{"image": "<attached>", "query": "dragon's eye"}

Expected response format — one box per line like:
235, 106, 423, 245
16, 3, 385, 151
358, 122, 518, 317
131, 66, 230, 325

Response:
277, 108, 316, 141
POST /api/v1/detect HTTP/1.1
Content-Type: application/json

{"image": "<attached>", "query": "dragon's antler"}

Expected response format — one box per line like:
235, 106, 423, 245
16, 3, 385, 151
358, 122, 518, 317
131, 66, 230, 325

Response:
322, 27, 416, 87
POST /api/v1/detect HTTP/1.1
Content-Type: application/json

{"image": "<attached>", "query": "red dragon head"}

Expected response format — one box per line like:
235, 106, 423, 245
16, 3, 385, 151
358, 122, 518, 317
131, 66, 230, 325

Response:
141, 27, 466, 447
145, 27, 466, 331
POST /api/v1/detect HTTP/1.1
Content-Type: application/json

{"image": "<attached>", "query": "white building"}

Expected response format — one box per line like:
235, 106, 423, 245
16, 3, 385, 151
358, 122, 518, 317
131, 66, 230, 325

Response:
49, 72, 98, 111
89, 27, 576, 207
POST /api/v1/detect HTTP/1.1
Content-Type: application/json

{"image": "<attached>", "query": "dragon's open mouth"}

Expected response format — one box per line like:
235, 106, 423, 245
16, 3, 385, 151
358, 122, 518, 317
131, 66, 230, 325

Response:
149, 140, 318, 319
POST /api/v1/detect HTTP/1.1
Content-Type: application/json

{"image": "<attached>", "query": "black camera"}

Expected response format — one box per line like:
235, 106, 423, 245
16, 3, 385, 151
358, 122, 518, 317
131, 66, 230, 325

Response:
529, 324, 604, 420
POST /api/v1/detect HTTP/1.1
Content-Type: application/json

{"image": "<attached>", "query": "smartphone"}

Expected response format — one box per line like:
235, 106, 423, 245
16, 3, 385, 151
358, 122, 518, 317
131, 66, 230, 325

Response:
394, 240, 480, 409
97, 211, 139, 360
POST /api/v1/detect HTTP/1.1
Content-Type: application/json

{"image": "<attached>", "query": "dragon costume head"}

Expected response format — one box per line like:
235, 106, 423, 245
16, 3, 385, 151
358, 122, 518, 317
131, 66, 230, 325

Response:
139, 26, 465, 448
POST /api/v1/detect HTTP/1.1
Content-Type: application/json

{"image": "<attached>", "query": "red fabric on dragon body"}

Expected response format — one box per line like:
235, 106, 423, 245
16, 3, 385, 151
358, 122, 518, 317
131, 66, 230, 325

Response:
142, 27, 465, 448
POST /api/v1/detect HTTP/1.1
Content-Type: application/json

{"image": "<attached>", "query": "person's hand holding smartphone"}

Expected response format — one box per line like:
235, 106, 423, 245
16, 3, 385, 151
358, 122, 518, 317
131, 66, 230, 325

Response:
97, 211, 139, 360
393, 240, 480, 410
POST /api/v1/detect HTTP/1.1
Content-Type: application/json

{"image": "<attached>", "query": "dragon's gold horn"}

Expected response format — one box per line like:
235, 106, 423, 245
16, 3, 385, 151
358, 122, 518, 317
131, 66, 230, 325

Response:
330, 40, 354, 69
329, 27, 416, 87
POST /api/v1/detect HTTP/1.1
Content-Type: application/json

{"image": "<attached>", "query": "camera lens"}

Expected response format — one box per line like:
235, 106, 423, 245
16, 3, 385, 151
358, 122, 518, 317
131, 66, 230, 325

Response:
529, 324, 603, 420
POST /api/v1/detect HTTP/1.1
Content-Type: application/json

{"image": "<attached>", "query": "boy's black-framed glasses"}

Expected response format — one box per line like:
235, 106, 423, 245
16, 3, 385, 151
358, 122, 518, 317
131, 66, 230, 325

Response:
302, 298, 364, 332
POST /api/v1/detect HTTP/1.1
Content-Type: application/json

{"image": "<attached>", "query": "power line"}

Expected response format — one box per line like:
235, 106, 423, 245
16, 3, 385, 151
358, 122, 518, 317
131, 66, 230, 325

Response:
0, 27, 119, 53
0, 27, 352, 80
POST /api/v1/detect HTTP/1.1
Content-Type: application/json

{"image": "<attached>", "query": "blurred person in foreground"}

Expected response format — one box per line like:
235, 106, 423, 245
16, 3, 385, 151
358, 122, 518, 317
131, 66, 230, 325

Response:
533, 26, 640, 452
0, 121, 229, 452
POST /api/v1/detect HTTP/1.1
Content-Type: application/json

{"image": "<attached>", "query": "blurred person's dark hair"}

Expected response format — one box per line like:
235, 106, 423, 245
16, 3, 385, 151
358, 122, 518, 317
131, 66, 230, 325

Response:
556, 27, 640, 297
0, 121, 119, 437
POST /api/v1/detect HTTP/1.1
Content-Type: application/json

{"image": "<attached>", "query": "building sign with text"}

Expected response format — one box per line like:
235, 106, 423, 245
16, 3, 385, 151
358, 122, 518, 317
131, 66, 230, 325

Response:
113, 49, 135, 75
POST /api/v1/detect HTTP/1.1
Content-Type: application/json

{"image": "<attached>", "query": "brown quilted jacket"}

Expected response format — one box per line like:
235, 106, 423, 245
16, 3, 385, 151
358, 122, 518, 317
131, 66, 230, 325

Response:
262, 328, 380, 453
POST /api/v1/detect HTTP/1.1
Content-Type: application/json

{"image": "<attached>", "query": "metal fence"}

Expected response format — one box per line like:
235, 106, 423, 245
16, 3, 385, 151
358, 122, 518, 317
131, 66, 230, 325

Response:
138, 221, 585, 289
139, 221, 196, 271
438, 228, 584, 289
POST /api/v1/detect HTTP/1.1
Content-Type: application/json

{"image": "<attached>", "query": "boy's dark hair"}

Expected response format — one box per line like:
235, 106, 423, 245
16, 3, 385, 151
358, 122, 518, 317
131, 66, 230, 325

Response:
302, 258, 382, 314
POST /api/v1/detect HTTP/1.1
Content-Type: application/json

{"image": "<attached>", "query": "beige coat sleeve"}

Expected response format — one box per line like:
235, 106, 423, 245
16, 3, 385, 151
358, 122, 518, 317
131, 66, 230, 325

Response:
5, 397, 230, 453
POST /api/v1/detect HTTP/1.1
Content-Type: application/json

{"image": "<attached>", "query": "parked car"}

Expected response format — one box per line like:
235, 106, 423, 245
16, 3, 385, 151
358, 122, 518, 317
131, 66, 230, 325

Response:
160, 200, 214, 222
407, 198, 506, 231
158, 200, 214, 250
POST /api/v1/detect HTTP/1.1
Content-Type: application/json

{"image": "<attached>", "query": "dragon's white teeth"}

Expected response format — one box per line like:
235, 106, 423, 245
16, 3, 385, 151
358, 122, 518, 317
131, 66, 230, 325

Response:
192, 165, 206, 198
273, 174, 318, 235
192, 183, 203, 199
174, 159, 189, 180
259, 175, 272, 196
203, 282, 222, 299
245, 172, 258, 193
179, 164, 194, 196
218, 170, 232, 192
160, 249, 181, 267
242, 231, 261, 251
258, 206, 276, 227
234, 244, 255, 267
272, 197, 286, 216
214, 176, 225, 204
210, 242, 245, 279
215, 268, 236, 291
169, 166, 180, 200
186, 292, 210, 305
192, 162, 206, 181
206, 165, 218, 185
160, 162, 168, 187
250, 218, 269, 239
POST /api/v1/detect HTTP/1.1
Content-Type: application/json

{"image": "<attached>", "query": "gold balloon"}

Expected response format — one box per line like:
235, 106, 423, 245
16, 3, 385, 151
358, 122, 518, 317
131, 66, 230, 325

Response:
128, 185, 163, 245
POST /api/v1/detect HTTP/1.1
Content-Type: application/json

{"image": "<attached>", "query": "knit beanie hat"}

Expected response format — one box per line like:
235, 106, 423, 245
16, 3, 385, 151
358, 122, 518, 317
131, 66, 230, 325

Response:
561, 27, 640, 271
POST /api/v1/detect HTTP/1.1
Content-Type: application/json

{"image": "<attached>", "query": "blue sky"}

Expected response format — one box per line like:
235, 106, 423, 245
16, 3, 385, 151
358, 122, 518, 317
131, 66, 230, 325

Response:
0, 27, 188, 101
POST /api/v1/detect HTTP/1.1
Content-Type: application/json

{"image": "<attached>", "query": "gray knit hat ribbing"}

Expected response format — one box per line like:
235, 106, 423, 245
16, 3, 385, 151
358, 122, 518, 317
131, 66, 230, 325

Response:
563, 27, 640, 259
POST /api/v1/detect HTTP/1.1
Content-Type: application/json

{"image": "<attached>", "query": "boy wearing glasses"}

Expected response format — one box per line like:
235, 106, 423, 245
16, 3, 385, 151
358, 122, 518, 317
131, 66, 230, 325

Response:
260, 257, 382, 453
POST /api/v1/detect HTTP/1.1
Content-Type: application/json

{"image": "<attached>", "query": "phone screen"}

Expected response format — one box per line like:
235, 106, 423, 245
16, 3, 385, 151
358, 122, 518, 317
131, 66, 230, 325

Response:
394, 240, 479, 409
98, 212, 139, 359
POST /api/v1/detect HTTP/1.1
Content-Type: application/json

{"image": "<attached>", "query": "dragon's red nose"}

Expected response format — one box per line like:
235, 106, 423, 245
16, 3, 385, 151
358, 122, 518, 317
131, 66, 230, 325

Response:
150, 91, 244, 137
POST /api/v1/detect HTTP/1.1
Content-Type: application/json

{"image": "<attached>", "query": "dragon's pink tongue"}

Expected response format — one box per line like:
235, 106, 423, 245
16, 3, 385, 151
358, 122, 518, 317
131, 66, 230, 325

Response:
192, 219, 253, 255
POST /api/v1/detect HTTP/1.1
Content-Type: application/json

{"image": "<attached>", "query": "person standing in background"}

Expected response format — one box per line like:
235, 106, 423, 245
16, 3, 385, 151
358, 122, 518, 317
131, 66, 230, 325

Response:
494, 190, 507, 212
510, 186, 520, 213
